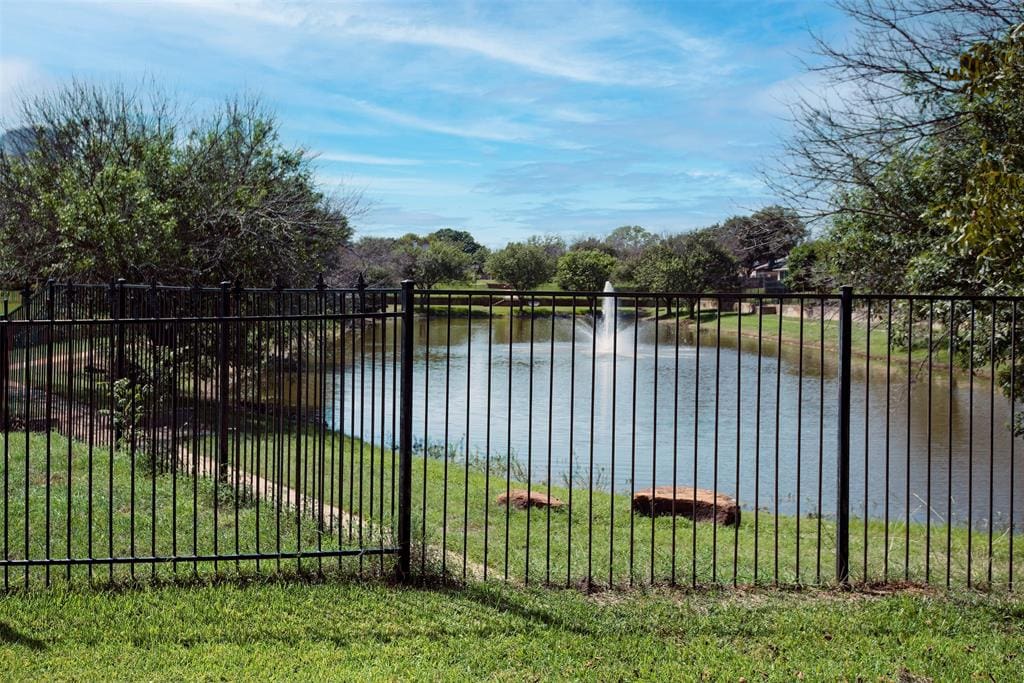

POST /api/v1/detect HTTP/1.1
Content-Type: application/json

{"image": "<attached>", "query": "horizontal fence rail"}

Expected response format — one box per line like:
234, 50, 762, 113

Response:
1, 280, 1022, 590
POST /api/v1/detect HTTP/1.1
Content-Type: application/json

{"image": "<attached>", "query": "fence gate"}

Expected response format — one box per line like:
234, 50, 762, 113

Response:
0, 280, 414, 588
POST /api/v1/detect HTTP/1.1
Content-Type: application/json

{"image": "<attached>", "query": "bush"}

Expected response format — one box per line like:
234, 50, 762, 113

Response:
555, 249, 618, 291
485, 242, 555, 291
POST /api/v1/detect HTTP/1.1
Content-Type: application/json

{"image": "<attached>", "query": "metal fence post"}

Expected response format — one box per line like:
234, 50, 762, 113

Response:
356, 272, 367, 312
115, 279, 126, 378
398, 279, 415, 580
108, 279, 126, 446
1, 294, 8, 433
218, 281, 231, 481
836, 285, 853, 585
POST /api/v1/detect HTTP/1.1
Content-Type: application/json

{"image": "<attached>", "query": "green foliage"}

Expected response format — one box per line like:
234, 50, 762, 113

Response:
827, 156, 938, 292
0, 82, 351, 286
935, 23, 1024, 290
525, 234, 567, 261
405, 239, 472, 289
784, 240, 834, 293
111, 376, 149, 453
554, 249, 618, 291
637, 230, 738, 291
485, 241, 556, 291
427, 228, 483, 256
634, 230, 737, 314
568, 235, 617, 255
603, 225, 656, 257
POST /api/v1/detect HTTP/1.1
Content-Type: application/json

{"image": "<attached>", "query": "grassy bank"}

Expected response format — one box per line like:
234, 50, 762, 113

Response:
3, 428, 1019, 590
1, 578, 1021, 679
1, 290, 21, 315
0, 433, 371, 589
703, 310, 951, 367
236, 429, 1020, 589
2, 431, 1023, 679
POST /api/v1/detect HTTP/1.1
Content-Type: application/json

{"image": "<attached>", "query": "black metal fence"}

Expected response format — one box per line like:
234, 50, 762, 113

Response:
0, 280, 409, 589
1, 281, 1021, 590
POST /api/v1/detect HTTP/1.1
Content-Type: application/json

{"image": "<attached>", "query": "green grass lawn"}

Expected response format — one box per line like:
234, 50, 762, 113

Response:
706, 310, 951, 366
2, 431, 1023, 679
1, 290, 22, 316
4, 410, 1019, 591
0, 578, 1021, 680
234, 429, 1020, 589
0, 432, 380, 589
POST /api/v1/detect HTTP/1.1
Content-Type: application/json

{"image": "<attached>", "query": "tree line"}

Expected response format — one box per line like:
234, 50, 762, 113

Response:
328, 207, 804, 298
0, 83, 801, 295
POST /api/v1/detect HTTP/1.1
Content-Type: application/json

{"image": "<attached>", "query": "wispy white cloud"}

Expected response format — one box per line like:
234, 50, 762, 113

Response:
155, 0, 725, 88
165, 0, 307, 28
359, 204, 470, 233
332, 97, 543, 143
320, 173, 475, 198
316, 151, 422, 166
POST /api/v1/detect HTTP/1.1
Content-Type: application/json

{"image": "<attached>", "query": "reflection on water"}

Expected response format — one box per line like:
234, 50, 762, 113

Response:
326, 314, 1023, 531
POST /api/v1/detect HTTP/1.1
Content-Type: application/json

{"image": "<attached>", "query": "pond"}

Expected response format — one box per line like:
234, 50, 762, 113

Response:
327, 310, 1024, 531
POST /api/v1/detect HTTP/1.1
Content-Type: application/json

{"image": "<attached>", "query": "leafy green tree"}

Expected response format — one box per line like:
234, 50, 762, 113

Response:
555, 249, 618, 291
784, 240, 835, 293
0, 82, 352, 286
485, 241, 556, 291
592, 226, 657, 286
934, 23, 1024, 291
526, 234, 567, 261
404, 239, 472, 289
635, 230, 738, 316
604, 225, 656, 257
428, 228, 483, 256
426, 228, 491, 278
569, 236, 616, 255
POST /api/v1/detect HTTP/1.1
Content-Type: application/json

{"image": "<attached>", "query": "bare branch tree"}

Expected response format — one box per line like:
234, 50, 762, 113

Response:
769, 0, 1023, 222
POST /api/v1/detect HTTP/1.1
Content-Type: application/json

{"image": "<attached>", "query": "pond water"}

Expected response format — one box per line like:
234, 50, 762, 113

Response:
327, 312, 1024, 531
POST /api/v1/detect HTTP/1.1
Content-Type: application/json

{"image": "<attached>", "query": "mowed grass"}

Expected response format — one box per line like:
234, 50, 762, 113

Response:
238, 430, 1022, 589
1, 578, 1022, 680
0, 433, 381, 589
1, 432, 1022, 679
703, 311, 955, 368
2, 427, 1019, 590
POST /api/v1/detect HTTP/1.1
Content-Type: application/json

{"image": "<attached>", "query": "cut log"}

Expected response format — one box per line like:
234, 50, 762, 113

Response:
632, 486, 740, 526
497, 489, 564, 510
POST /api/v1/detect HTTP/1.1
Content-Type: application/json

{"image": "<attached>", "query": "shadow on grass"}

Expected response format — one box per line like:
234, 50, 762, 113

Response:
0, 622, 47, 650
427, 580, 597, 636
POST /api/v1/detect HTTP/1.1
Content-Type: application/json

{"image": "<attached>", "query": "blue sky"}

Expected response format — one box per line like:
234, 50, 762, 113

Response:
0, 1, 846, 246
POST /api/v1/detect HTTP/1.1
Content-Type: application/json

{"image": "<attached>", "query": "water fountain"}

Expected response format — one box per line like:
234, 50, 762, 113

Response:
595, 281, 618, 353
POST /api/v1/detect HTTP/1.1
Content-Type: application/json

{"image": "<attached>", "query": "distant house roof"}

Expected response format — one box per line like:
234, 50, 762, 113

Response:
751, 256, 788, 273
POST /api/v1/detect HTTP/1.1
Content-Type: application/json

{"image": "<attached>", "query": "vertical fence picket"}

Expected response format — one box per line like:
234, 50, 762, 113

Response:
836, 285, 853, 586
